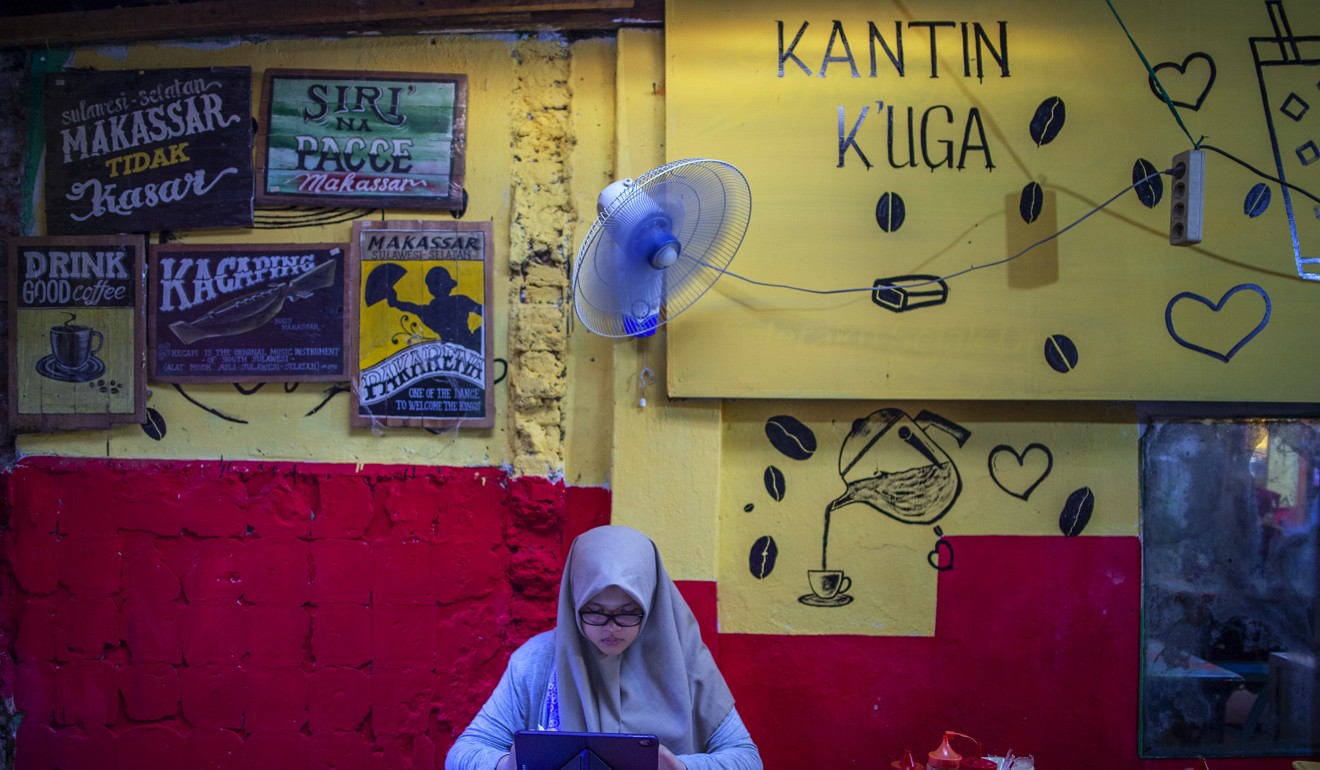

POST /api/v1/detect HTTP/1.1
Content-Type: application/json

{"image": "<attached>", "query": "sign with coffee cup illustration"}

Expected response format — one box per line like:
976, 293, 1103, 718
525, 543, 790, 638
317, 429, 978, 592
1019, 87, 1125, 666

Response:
44, 67, 254, 235
9, 235, 147, 431
350, 220, 493, 428
149, 244, 349, 382
258, 69, 467, 210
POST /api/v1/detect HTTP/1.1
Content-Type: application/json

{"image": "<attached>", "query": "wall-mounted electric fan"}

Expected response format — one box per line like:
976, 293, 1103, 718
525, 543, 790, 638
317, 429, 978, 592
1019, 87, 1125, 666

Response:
572, 158, 752, 337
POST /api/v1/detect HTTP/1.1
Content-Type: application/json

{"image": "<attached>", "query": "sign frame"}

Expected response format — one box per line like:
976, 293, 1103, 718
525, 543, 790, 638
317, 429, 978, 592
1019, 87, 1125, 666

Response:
256, 68, 468, 210
8, 234, 147, 432
349, 219, 494, 429
43, 66, 254, 236
148, 242, 350, 383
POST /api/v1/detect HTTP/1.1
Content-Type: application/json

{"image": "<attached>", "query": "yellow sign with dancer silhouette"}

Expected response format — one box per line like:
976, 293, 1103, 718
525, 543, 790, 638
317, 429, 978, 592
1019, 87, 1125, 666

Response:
350, 220, 493, 428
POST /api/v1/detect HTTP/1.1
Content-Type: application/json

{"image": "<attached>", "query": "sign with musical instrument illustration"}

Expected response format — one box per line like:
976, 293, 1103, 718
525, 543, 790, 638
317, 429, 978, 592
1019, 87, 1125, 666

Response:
350, 220, 493, 428
149, 243, 348, 382
44, 67, 253, 235
9, 235, 147, 431
257, 69, 468, 210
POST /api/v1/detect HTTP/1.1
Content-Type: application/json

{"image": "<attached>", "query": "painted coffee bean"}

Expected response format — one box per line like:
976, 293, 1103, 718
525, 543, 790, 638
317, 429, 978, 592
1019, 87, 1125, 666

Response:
1029, 96, 1066, 147
765, 415, 817, 460
875, 191, 906, 233
748, 535, 779, 579
764, 465, 786, 502
743, 503, 755, 512
141, 407, 167, 441
1244, 183, 1271, 218
1019, 181, 1043, 224
1059, 486, 1095, 536
1043, 333, 1079, 373
1133, 158, 1163, 209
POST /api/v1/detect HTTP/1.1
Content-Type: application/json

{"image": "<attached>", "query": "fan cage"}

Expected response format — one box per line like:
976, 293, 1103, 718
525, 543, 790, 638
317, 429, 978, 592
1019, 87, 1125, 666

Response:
572, 158, 752, 338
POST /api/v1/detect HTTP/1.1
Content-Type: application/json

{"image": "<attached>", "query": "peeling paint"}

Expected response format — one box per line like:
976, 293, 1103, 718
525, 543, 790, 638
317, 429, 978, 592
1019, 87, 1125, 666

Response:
507, 34, 576, 476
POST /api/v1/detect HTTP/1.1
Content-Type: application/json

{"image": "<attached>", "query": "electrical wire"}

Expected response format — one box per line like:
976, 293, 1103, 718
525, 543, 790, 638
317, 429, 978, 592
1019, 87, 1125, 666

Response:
708, 170, 1170, 296
1201, 144, 1320, 208
1102, 0, 1320, 208
693, 144, 1318, 298
1104, 0, 1202, 149
638, 338, 656, 407
614, 4, 1320, 311
1102, 1, 1319, 206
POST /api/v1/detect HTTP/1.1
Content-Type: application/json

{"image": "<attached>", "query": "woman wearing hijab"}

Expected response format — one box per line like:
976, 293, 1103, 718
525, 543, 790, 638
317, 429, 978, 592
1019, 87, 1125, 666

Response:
446, 525, 762, 770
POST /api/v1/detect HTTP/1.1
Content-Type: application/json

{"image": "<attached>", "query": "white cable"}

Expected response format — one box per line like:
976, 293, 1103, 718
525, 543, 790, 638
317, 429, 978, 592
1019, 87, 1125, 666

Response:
707, 171, 1170, 295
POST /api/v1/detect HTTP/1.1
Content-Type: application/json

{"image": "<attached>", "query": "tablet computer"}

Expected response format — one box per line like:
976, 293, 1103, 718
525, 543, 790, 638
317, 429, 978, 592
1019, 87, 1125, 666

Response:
513, 730, 659, 770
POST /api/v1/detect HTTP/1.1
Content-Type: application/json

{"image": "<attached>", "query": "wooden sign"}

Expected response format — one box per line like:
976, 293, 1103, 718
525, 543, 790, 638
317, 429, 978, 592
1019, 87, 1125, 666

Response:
9, 235, 147, 431
257, 69, 467, 210
350, 220, 493, 428
44, 67, 254, 235
149, 243, 349, 382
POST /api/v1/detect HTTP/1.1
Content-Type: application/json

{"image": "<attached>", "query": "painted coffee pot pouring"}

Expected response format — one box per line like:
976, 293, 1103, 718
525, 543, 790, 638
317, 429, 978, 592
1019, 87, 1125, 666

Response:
829, 408, 971, 525
806, 408, 972, 607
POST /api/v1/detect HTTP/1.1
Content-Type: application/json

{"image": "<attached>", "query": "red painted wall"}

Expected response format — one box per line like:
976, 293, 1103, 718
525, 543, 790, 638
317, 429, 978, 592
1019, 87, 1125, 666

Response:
0, 457, 608, 770
719, 536, 1307, 770
0, 459, 1308, 769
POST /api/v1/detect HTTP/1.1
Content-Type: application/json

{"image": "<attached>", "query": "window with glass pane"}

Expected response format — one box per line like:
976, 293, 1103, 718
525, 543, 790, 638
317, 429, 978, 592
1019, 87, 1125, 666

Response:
1141, 417, 1319, 757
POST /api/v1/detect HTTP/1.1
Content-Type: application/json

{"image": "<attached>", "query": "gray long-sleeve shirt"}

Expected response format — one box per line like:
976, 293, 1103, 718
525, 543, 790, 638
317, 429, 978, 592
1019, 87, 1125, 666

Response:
445, 631, 763, 770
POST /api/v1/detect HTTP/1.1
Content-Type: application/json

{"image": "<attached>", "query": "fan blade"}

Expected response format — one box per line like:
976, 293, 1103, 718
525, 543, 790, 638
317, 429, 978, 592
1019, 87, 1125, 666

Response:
573, 159, 751, 337
575, 239, 664, 337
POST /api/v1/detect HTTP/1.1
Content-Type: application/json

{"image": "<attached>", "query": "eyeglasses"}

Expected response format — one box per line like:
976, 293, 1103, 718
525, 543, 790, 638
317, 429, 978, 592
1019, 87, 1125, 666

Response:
579, 610, 645, 627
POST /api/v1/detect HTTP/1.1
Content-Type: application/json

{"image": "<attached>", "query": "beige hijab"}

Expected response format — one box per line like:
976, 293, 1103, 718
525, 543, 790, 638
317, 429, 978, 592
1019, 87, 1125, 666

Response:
551, 525, 735, 754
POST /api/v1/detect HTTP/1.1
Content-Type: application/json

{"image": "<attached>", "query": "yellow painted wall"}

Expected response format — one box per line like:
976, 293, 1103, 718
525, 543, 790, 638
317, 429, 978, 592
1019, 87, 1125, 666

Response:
563, 37, 619, 489
11, 8, 1305, 645
718, 400, 1136, 635
666, 0, 1320, 401
653, 0, 1320, 629
12, 27, 720, 580
607, 30, 724, 582
17, 33, 616, 484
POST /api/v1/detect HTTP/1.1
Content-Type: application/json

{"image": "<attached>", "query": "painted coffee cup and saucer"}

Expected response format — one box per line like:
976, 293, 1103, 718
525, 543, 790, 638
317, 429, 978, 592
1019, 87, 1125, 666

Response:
798, 569, 853, 607
36, 324, 105, 383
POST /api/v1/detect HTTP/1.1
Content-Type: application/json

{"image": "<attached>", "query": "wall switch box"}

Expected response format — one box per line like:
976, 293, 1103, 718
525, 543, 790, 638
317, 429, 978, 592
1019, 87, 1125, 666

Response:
1169, 149, 1205, 246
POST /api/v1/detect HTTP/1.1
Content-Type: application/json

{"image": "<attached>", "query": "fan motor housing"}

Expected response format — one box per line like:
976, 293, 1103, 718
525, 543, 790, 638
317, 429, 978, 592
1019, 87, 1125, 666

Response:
630, 214, 681, 269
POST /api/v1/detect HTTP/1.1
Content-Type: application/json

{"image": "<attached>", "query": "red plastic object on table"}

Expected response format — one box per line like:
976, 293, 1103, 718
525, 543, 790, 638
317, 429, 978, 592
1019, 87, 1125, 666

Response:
890, 748, 923, 770
926, 731, 997, 770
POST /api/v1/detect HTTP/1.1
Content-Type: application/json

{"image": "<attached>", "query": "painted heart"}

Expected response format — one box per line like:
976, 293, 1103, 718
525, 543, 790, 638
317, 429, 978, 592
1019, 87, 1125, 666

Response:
926, 538, 954, 571
1148, 53, 1216, 111
1165, 283, 1272, 363
988, 443, 1053, 501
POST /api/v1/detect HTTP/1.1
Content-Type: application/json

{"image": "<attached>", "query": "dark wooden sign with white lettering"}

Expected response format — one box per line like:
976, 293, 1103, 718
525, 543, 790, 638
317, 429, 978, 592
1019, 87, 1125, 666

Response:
149, 243, 349, 382
257, 69, 467, 210
8, 235, 147, 431
44, 67, 254, 236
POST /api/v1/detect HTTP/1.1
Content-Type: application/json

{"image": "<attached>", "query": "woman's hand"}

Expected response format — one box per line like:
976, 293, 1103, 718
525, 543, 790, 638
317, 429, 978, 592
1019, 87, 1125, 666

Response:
658, 744, 687, 770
